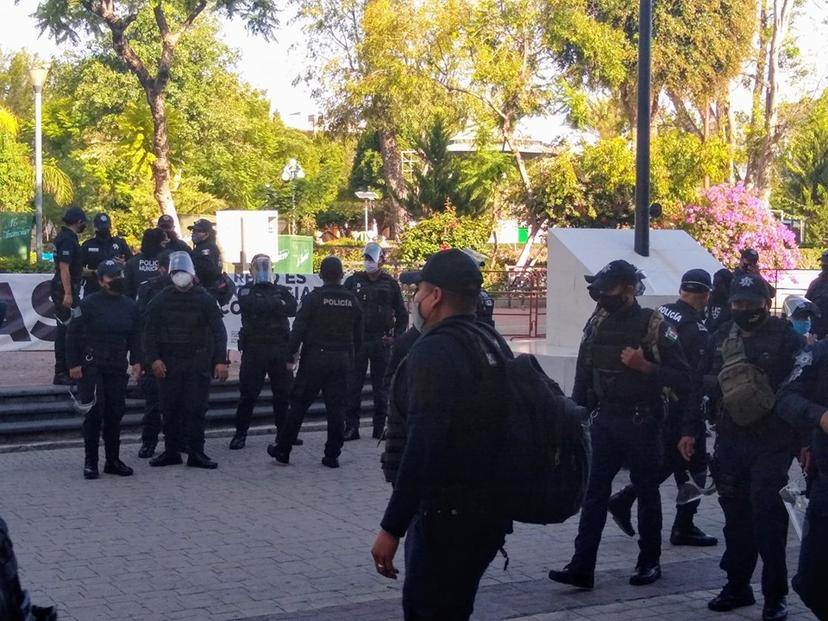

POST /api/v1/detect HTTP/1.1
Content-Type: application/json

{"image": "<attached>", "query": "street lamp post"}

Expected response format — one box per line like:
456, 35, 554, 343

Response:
281, 159, 305, 235
29, 60, 49, 262
355, 191, 378, 240
633, 0, 653, 257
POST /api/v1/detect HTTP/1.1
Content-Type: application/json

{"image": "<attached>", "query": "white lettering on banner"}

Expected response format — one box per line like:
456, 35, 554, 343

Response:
0, 273, 324, 352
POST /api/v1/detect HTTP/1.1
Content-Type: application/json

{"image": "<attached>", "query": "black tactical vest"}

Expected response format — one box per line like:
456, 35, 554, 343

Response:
154, 287, 211, 352
306, 287, 359, 350
238, 284, 290, 342
347, 273, 396, 337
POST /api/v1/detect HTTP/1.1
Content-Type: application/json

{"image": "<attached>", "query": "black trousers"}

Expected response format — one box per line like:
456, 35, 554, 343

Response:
713, 432, 792, 601
50, 284, 77, 375
276, 348, 351, 459
157, 355, 211, 454
139, 374, 162, 444
81, 365, 128, 464
571, 410, 664, 572
346, 337, 389, 432
793, 500, 828, 620
402, 512, 506, 620
234, 343, 293, 434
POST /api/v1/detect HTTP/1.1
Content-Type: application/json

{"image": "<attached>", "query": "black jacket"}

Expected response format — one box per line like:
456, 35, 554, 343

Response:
81, 234, 132, 295
52, 226, 83, 292
287, 285, 363, 358
381, 327, 421, 484
65, 291, 139, 370
191, 240, 222, 289
124, 253, 162, 299
343, 271, 407, 339
237, 282, 298, 347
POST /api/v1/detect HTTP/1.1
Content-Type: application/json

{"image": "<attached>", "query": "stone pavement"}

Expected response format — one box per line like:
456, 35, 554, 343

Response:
0, 430, 816, 621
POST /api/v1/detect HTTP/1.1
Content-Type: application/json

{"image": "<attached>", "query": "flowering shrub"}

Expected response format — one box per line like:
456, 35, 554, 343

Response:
675, 183, 800, 270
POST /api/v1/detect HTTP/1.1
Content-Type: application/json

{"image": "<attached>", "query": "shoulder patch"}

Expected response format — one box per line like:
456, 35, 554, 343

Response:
201, 249, 211, 255
663, 325, 679, 343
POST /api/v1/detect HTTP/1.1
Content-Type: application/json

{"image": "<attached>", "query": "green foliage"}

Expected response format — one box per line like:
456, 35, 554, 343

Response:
397, 206, 492, 264
0, 256, 53, 273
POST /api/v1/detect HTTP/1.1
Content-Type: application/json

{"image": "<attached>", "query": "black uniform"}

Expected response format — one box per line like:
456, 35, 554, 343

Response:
66, 291, 139, 468
380, 315, 512, 619
191, 239, 222, 289
164, 236, 191, 254
805, 271, 828, 339
51, 226, 83, 377
343, 271, 407, 436
135, 275, 172, 450
708, 317, 802, 607
124, 253, 162, 299
0, 517, 56, 621
777, 341, 828, 620
477, 289, 495, 327
274, 285, 363, 460
567, 302, 690, 576
233, 282, 298, 437
143, 286, 227, 456
80, 234, 132, 296
706, 292, 731, 334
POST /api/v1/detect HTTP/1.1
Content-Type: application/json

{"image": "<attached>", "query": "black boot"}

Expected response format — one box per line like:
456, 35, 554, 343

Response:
629, 563, 661, 586
138, 441, 156, 459
187, 451, 218, 469
708, 585, 756, 612
229, 432, 246, 450
83, 458, 99, 480
548, 565, 594, 590
321, 456, 340, 468
343, 426, 360, 441
670, 524, 718, 547
372, 426, 384, 440
608, 486, 636, 537
150, 450, 183, 467
762, 597, 788, 621
103, 459, 134, 476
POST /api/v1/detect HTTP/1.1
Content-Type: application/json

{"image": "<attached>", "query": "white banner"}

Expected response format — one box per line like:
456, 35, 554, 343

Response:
0, 273, 323, 352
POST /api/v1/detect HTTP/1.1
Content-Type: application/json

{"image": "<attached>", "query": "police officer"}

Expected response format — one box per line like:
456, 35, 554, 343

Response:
0, 516, 57, 621
135, 251, 172, 458
66, 260, 141, 479
805, 251, 828, 339
124, 228, 166, 299
739, 248, 760, 274
188, 218, 222, 289
706, 268, 734, 334
549, 259, 690, 590
80, 212, 132, 297
777, 341, 828, 621
782, 295, 819, 344
343, 243, 407, 440
706, 271, 802, 620
143, 251, 228, 469
370, 249, 513, 619
51, 207, 87, 385
608, 269, 717, 547
462, 248, 495, 327
157, 214, 191, 253
229, 254, 299, 450
268, 257, 363, 468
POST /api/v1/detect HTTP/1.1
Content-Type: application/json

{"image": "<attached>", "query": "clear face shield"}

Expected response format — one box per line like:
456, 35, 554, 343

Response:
168, 251, 195, 276
251, 255, 273, 285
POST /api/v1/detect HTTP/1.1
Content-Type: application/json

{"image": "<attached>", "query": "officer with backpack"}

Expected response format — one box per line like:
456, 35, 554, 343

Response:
370, 249, 514, 619
608, 269, 718, 547
705, 271, 803, 621
549, 259, 691, 590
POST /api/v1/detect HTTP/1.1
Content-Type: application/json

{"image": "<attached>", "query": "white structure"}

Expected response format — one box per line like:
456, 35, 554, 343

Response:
215, 210, 280, 268
512, 228, 723, 392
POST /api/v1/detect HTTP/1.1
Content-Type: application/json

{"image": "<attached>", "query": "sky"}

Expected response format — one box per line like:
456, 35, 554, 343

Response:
2, 0, 828, 142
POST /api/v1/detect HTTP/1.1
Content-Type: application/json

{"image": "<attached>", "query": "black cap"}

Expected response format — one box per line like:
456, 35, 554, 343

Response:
713, 268, 733, 287
62, 207, 86, 225
406, 249, 483, 296
157, 215, 175, 230
729, 270, 773, 303
740, 248, 759, 264
680, 268, 712, 293
96, 259, 123, 279
187, 218, 214, 232
319, 256, 343, 281
585, 260, 639, 293
93, 213, 111, 230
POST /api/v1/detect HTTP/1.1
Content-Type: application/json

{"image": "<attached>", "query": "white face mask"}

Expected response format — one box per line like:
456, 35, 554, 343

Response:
412, 300, 426, 331
364, 260, 379, 274
171, 271, 194, 290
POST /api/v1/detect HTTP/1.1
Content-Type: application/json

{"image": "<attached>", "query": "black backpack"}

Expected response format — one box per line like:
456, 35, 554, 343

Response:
440, 322, 591, 525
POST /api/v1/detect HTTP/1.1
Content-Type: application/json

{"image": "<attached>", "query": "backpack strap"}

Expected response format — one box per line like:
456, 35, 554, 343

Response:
721, 322, 748, 366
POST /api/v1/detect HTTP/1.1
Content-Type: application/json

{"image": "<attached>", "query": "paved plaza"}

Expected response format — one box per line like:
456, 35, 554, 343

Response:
0, 428, 816, 621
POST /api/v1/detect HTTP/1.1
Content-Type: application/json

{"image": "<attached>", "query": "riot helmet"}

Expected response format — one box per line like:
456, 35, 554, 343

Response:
250, 254, 273, 285
169, 251, 196, 291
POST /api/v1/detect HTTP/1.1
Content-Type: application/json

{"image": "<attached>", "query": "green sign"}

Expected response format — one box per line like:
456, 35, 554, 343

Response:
518, 227, 529, 244
274, 235, 314, 273
0, 213, 32, 260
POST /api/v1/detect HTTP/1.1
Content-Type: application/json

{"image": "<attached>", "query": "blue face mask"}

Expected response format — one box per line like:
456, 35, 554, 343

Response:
791, 318, 811, 336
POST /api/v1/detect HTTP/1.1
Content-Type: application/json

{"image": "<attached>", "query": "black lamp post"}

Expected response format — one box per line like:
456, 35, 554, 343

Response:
634, 0, 653, 257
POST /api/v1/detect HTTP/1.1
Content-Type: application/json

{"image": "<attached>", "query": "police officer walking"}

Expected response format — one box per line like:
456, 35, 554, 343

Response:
135, 251, 172, 458
66, 260, 141, 479
157, 214, 191, 253
51, 207, 87, 385
608, 269, 718, 547
777, 341, 828, 621
706, 268, 734, 334
229, 254, 299, 450
548, 260, 690, 589
80, 212, 132, 297
188, 219, 222, 289
143, 251, 229, 469
706, 271, 802, 621
343, 243, 407, 440
268, 257, 362, 468
805, 251, 828, 339
124, 228, 166, 299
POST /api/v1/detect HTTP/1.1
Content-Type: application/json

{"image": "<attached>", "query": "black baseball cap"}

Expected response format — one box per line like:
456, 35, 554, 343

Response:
62, 207, 86, 225
740, 248, 759, 264
93, 213, 111, 230
187, 218, 214, 232
729, 270, 773, 303
585, 260, 639, 293
157, 215, 175, 230
405, 249, 483, 296
96, 259, 123, 279
319, 256, 343, 281
680, 268, 712, 293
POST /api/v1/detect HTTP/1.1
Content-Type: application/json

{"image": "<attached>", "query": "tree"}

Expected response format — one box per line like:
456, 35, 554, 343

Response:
30, 0, 279, 224
397, 206, 491, 264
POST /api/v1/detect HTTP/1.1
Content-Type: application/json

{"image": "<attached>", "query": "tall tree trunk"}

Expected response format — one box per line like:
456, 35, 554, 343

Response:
723, 95, 737, 183
147, 88, 178, 227
745, 0, 770, 189
501, 119, 541, 268
703, 98, 711, 189
377, 129, 407, 239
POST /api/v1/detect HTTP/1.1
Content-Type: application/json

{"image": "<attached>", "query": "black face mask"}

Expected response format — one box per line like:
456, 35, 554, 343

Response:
732, 307, 768, 331
598, 294, 627, 313
77, 222, 87, 234
95, 229, 111, 240
106, 278, 125, 295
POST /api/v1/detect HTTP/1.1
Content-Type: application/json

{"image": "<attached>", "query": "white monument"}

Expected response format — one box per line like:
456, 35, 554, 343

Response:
511, 228, 723, 392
